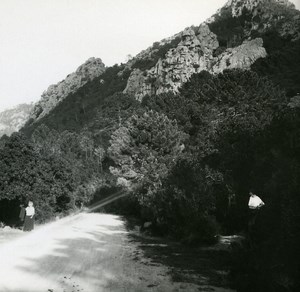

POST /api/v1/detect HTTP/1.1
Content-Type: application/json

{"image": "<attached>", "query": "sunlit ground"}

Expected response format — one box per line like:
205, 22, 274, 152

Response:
0, 213, 129, 292
0, 211, 235, 292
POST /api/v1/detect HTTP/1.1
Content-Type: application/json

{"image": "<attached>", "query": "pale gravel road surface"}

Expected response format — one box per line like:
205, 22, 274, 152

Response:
0, 213, 208, 292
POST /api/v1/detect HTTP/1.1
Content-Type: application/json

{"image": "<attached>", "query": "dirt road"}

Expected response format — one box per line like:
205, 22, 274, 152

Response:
0, 213, 234, 292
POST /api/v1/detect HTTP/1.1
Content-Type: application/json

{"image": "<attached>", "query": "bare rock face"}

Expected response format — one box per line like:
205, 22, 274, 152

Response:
197, 24, 219, 54
124, 26, 219, 99
29, 57, 105, 122
0, 103, 34, 137
212, 38, 267, 73
124, 26, 265, 99
123, 69, 149, 101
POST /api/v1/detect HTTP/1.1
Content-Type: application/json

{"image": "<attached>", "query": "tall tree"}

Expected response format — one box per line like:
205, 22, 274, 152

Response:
108, 110, 187, 206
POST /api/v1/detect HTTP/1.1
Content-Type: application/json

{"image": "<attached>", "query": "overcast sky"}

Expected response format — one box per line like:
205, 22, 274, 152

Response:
0, 0, 299, 112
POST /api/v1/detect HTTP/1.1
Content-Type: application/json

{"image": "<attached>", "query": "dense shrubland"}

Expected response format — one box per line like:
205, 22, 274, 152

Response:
208, 5, 251, 51
0, 0, 299, 286
109, 70, 299, 290
23, 64, 132, 135
0, 50, 299, 290
223, 103, 300, 291
0, 128, 104, 223
251, 37, 300, 97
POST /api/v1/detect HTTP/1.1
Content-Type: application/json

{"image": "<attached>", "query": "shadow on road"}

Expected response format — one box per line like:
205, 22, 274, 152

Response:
125, 220, 233, 291
0, 213, 235, 292
0, 214, 133, 292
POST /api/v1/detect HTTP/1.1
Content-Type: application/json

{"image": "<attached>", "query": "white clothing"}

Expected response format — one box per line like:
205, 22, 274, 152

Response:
248, 195, 264, 209
25, 206, 35, 216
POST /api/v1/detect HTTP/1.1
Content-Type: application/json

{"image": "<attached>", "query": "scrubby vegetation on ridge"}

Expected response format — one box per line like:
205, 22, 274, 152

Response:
1, 1, 300, 289
23, 64, 132, 136
131, 36, 182, 71
208, 6, 252, 53
252, 37, 300, 97
1, 65, 299, 291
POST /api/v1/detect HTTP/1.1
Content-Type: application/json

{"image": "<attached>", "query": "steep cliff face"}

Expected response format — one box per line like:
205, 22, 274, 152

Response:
0, 103, 33, 137
124, 0, 299, 101
29, 57, 105, 122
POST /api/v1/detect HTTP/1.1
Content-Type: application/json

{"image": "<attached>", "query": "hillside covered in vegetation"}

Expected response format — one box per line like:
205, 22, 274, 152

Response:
1, 0, 300, 291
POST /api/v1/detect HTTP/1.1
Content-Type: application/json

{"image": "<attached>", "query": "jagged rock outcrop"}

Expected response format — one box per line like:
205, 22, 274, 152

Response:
0, 103, 34, 137
197, 24, 219, 54
29, 57, 105, 122
212, 38, 267, 73
123, 69, 149, 99
124, 26, 217, 100
124, 0, 299, 101
124, 26, 266, 99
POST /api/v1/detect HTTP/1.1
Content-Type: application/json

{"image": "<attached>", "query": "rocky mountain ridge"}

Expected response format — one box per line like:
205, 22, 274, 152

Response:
123, 0, 300, 100
29, 57, 105, 123
123, 26, 267, 100
209, 0, 300, 39
19, 0, 300, 126
0, 103, 34, 137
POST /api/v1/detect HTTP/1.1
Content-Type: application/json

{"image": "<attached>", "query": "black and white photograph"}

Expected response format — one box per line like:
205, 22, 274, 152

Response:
0, 0, 300, 291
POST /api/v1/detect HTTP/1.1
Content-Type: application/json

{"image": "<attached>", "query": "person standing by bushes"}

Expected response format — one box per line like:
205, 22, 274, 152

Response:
23, 201, 35, 232
248, 191, 265, 235
19, 204, 25, 222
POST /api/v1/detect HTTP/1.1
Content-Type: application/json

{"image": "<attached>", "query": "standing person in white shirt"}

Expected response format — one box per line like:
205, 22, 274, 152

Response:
23, 201, 35, 231
248, 191, 265, 228
248, 192, 265, 209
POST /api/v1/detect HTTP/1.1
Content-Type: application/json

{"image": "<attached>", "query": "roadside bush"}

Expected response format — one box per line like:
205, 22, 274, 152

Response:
0, 132, 79, 222
150, 157, 222, 244
108, 110, 187, 201
229, 106, 300, 292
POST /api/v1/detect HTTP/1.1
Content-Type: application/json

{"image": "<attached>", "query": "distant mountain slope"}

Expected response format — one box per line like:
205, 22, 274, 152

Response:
0, 103, 33, 137
123, 0, 300, 100
21, 0, 300, 136
28, 57, 106, 124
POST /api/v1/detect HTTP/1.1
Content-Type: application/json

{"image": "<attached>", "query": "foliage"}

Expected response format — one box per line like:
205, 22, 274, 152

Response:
208, 6, 251, 50
139, 69, 287, 242
0, 11, 299, 287
229, 107, 300, 292
108, 110, 187, 205
131, 36, 181, 71
152, 157, 222, 244
32, 124, 107, 200
23, 64, 131, 136
0, 133, 78, 221
179, 70, 299, 290
90, 93, 142, 148
142, 92, 193, 133
178, 69, 286, 159
0, 123, 110, 222
252, 38, 300, 97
